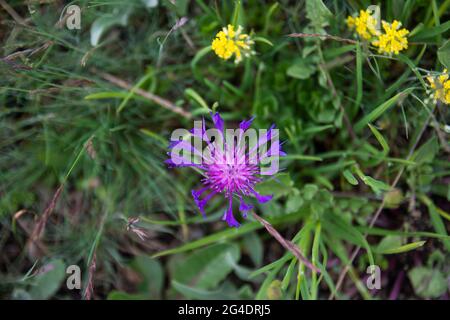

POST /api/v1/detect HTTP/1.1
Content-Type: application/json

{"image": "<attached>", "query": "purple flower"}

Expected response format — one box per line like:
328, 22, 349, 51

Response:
166, 113, 285, 228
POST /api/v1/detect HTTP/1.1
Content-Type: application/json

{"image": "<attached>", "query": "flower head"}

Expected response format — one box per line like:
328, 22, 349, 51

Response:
347, 9, 380, 40
166, 113, 285, 228
211, 24, 254, 64
426, 69, 450, 105
372, 20, 409, 55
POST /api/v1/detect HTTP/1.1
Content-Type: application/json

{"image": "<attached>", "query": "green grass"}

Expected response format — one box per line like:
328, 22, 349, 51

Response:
0, 0, 449, 300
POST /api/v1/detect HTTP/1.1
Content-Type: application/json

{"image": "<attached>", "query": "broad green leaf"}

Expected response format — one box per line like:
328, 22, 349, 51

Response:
411, 21, 450, 42
410, 136, 439, 164
29, 259, 66, 300
130, 256, 164, 298
90, 8, 132, 46
171, 243, 240, 290
438, 39, 450, 69
286, 61, 316, 80
242, 232, 263, 267
255, 173, 293, 198
305, 0, 332, 30
408, 267, 447, 298
171, 280, 236, 300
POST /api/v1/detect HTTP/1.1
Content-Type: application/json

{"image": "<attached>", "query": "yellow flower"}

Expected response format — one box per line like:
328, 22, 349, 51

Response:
426, 69, 450, 104
372, 20, 409, 55
347, 9, 379, 40
211, 24, 254, 64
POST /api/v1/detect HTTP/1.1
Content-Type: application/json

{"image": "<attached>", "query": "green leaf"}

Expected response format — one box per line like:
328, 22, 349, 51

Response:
305, 0, 332, 30
368, 124, 390, 156
375, 235, 426, 254
84, 91, 130, 100
355, 89, 413, 132
255, 173, 293, 198
408, 267, 447, 298
171, 243, 240, 290
286, 61, 316, 80
107, 291, 147, 300
253, 36, 274, 47
90, 8, 132, 46
171, 280, 236, 300
191, 46, 212, 82
419, 194, 450, 252
363, 176, 391, 195
29, 259, 66, 300
152, 209, 304, 257
322, 213, 375, 267
438, 39, 450, 69
411, 21, 450, 42
410, 136, 439, 164
343, 169, 358, 186
130, 256, 164, 298
185, 88, 210, 111
242, 232, 263, 267
302, 184, 319, 200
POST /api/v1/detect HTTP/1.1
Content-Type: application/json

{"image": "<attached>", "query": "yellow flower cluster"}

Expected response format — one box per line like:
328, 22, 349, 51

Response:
211, 24, 254, 64
346, 10, 379, 40
347, 9, 409, 55
372, 21, 409, 55
426, 69, 450, 105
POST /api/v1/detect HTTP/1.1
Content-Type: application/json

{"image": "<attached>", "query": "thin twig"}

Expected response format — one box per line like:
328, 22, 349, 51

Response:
91, 68, 192, 119
26, 184, 64, 257
252, 212, 321, 274
329, 112, 433, 299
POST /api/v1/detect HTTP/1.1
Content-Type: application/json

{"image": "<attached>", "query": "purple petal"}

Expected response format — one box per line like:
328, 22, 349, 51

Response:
239, 197, 253, 218
192, 189, 216, 217
252, 190, 273, 203
211, 112, 224, 133
222, 197, 240, 228
239, 116, 255, 132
